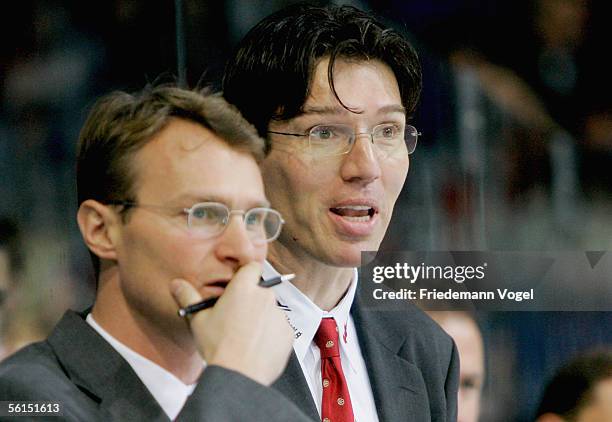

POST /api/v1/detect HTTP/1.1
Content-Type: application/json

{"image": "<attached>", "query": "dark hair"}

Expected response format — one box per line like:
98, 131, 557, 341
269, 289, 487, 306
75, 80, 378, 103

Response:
0, 218, 23, 278
536, 349, 612, 420
222, 4, 422, 141
77, 84, 264, 277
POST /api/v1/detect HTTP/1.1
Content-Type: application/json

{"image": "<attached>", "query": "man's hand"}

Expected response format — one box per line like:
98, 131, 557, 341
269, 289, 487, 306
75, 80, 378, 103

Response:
170, 262, 294, 386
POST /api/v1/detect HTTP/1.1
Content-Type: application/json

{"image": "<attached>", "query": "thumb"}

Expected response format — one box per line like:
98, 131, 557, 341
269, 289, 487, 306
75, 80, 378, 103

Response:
170, 278, 203, 309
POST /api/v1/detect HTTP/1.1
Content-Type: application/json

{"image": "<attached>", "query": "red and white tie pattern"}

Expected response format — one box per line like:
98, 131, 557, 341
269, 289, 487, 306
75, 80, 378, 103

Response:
314, 318, 354, 422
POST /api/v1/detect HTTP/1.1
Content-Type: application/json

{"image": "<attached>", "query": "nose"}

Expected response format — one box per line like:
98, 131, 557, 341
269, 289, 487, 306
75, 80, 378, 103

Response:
339, 133, 382, 185
214, 215, 266, 267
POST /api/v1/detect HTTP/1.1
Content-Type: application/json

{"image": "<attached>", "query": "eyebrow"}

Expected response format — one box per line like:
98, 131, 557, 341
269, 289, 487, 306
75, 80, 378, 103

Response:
172, 193, 271, 209
300, 104, 406, 116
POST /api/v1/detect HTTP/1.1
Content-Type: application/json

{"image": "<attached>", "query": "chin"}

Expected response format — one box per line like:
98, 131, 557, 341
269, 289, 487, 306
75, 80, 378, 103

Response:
332, 255, 362, 268
328, 241, 381, 268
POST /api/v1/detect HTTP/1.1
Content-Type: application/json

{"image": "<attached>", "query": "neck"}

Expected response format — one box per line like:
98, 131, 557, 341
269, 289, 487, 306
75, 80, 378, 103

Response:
268, 243, 354, 311
92, 271, 204, 384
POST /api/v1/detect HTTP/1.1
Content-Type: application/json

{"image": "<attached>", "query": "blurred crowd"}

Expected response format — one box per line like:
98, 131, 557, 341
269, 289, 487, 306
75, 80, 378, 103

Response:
1, 1, 610, 421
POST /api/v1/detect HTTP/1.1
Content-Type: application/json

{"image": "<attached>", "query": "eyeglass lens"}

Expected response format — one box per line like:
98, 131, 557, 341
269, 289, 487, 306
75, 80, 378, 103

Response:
188, 203, 282, 241
309, 124, 417, 155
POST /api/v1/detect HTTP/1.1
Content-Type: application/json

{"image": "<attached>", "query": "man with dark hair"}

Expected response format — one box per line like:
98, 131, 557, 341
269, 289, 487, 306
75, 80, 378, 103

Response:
536, 350, 612, 422
0, 218, 22, 308
0, 218, 23, 358
224, 4, 459, 421
0, 85, 313, 421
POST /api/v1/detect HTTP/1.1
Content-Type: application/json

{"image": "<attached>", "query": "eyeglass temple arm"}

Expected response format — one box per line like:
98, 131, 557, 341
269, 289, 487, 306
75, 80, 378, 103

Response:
267, 130, 307, 137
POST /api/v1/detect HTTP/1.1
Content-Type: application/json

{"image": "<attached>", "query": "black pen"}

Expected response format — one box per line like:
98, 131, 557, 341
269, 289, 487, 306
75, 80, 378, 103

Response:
177, 273, 295, 317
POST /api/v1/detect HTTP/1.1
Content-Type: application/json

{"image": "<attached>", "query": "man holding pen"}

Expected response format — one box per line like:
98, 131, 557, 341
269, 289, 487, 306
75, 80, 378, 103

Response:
0, 85, 312, 421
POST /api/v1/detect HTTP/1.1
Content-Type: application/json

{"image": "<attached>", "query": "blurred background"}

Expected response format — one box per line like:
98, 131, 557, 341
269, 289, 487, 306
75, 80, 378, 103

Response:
0, 0, 610, 420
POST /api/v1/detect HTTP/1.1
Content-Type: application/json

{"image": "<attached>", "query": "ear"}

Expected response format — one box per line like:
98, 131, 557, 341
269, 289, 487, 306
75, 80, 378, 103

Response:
77, 199, 122, 262
535, 413, 566, 422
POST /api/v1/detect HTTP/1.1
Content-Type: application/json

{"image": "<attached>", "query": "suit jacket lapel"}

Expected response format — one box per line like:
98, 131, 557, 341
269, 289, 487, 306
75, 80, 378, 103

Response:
273, 351, 319, 420
47, 311, 170, 422
352, 294, 431, 422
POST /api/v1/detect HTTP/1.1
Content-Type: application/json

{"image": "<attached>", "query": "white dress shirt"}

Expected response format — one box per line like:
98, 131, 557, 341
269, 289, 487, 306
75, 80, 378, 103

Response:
264, 262, 380, 422
86, 314, 198, 420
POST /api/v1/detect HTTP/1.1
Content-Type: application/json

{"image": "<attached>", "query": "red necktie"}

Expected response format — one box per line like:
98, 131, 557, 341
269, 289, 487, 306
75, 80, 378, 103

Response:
314, 318, 354, 422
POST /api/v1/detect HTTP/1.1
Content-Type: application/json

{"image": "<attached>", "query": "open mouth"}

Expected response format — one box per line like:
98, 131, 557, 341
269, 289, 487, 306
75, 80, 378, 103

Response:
329, 205, 376, 222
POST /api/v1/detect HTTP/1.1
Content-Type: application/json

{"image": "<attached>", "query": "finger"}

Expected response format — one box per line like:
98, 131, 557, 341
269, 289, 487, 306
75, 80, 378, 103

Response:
170, 278, 203, 308
225, 261, 263, 292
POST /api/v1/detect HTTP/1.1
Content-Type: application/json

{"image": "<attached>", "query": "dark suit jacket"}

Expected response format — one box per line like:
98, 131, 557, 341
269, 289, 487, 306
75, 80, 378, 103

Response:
272, 284, 460, 422
1, 293, 458, 421
0, 311, 314, 422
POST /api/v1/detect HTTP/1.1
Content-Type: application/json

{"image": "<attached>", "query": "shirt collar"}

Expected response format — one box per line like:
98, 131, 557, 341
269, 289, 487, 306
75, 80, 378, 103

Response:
264, 261, 358, 362
86, 314, 197, 420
